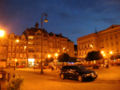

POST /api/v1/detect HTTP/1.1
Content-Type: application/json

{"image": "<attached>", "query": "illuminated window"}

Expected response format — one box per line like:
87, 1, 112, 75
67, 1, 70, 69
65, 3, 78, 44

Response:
28, 42, 33, 44
28, 36, 34, 39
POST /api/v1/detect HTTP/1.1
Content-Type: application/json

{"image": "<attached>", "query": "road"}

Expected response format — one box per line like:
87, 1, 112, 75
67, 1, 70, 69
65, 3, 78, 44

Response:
15, 66, 120, 90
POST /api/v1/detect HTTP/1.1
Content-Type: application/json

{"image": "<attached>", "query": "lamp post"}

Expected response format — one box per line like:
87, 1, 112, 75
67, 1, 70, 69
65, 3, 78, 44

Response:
0, 30, 5, 37
40, 13, 48, 74
41, 13, 48, 29
15, 39, 19, 70
109, 51, 113, 66
54, 53, 59, 69
14, 58, 17, 70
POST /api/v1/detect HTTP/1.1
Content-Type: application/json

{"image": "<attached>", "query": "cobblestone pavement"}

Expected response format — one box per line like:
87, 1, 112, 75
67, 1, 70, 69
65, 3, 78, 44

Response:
15, 66, 120, 90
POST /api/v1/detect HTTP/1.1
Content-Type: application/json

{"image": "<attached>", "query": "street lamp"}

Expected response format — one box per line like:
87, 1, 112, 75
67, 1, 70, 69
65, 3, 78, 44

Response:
15, 39, 20, 43
109, 51, 113, 55
109, 51, 113, 66
101, 50, 106, 58
15, 39, 19, 70
47, 54, 51, 58
0, 30, 5, 37
101, 50, 104, 54
40, 13, 48, 29
14, 59, 17, 70
55, 53, 58, 58
40, 13, 48, 74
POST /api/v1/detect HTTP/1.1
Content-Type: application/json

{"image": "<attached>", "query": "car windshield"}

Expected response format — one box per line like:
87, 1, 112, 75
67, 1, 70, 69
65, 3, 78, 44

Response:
62, 65, 87, 71
62, 66, 78, 70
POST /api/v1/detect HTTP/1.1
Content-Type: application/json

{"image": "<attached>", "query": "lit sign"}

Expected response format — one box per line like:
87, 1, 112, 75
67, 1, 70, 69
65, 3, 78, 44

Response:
28, 58, 35, 66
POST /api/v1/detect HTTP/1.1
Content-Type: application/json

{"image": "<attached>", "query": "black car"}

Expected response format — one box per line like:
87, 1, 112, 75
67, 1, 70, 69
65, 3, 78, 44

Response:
60, 65, 97, 81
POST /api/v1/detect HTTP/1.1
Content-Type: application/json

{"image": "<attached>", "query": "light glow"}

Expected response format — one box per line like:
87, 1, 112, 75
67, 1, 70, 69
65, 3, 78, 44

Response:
63, 47, 66, 50
28, 58, 35, 66
109, 51, 113, 55
47, 54, 51, 58
15, 59, 17, 62
0, 30, 5, 37
16, 39, 20, 43
44, 19, 48, 23
55, 53, 58, 57
90, 44, 93, 48
101, 51, 104, 54
24, 46, 27, 50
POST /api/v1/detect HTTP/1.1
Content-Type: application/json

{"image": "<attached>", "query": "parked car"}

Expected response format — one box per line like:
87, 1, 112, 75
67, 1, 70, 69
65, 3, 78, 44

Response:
16, 65, 25, 68
60, 65, 97, 81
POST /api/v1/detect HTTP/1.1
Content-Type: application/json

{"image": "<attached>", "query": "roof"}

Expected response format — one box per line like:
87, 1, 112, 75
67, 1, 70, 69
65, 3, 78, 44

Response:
77, 24, 120, 41
22, 23, 73, 42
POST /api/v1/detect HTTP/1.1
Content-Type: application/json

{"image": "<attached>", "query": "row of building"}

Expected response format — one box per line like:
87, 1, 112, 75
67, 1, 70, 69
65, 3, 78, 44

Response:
77, 25, 120, 59
0, 23, 74, 67
0, 23, 120, 67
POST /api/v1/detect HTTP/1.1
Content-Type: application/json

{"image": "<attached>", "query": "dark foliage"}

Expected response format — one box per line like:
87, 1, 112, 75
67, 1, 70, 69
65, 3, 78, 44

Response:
69, 57, 77, 62
58, 53, 77, 62
44, 57, 54, 65
110, 55, 120, 60
85, 51, 103, 61
58, 53, 70, 62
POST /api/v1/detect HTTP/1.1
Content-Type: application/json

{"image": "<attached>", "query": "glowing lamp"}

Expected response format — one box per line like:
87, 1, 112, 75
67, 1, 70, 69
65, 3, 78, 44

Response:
0, 30, 5, 37
109, 51, 113, 55
48, 54, 51, 58
44, 18, 48, 23
16, 39, 20, 43
55, 53, 58, 57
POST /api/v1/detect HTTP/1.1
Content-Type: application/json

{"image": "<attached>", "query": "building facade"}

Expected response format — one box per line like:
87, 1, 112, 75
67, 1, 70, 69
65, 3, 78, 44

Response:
6, 23, 74, 66
77, 25, 120, 58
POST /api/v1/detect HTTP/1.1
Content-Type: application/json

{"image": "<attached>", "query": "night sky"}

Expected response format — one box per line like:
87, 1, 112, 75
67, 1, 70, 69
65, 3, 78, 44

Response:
0, 0, 120, 44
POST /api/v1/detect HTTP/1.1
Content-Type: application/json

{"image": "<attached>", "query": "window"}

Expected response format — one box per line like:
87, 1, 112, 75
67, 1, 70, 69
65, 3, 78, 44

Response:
28, 42, 33, 44
28, 36, 34, 39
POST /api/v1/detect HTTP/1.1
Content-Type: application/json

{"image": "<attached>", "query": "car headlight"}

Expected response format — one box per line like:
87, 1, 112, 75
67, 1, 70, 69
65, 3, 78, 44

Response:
84, 73, 91, 76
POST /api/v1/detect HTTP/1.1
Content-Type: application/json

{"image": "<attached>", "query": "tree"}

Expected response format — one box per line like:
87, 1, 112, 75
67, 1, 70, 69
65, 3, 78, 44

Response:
44, 57, 54, 66
58, 53, 70, 62
85, 51, 103, 61
58, 53, 77, 63
69, 57, 77, 62
110, 55, 120, 60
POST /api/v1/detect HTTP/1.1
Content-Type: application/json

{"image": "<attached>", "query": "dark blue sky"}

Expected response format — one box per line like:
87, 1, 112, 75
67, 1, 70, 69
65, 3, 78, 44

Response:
0, 0, 120, 44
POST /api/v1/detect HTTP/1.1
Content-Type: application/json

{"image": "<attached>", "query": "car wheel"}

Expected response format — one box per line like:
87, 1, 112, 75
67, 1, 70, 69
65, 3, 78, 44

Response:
77, 75, 82, 82
60, 74, 64, 80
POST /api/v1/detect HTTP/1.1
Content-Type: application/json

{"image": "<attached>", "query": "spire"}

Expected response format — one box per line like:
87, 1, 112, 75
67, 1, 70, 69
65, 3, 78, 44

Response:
95, 27, 98, 34
35, 22, 39, 29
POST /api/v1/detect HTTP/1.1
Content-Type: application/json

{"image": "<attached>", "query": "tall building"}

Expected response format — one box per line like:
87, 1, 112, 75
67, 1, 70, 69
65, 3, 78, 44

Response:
0, 36, 8, 64
7, 23, 74, 66
77, 25, 120, 58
